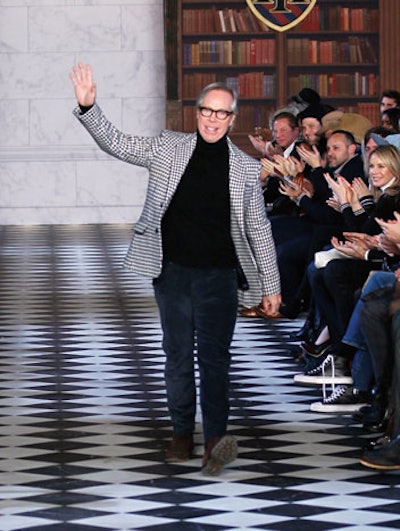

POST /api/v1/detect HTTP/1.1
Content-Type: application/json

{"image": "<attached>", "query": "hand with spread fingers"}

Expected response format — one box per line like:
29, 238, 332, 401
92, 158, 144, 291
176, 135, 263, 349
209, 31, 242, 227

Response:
296, 143, 322, 169
248, 134, 267, 156
274, 154, 305, 179
324, 173, 354, 206
69, 63, 97, 107
352, 177, 371, 201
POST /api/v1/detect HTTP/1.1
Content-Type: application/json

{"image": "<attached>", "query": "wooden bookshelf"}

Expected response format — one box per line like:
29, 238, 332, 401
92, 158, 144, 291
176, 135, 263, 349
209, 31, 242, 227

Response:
165, 0, 400, 153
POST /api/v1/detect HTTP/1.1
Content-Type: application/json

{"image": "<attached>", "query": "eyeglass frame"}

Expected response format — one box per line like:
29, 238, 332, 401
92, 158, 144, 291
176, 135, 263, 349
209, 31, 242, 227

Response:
198, 106, 234, 121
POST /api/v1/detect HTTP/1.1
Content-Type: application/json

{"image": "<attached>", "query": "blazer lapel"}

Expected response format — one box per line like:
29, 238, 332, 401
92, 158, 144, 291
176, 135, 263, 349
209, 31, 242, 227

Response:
164, 135, 197, 206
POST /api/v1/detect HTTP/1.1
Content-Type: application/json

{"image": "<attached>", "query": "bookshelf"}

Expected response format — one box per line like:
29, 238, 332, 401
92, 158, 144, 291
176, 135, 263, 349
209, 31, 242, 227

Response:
165, 0, 400, 153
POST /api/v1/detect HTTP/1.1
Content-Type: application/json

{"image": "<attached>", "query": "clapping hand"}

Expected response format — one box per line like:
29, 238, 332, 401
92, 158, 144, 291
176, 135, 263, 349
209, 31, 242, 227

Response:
69, 63, 97, 107
331, 235, 369, 260
376, 212, 400, 243
296, 143, 322, 169
342, 232, 380, 249
351, 177, 370, 200
324, 174, 352, 205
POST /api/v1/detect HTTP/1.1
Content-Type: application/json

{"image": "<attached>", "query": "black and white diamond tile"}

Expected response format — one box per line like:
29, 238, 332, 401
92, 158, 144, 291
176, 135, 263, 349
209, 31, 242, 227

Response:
0, 224, 399, 531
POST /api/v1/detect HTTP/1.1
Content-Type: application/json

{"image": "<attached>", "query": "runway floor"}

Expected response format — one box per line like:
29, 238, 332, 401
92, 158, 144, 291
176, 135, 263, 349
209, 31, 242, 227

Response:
0, 224, 399, 531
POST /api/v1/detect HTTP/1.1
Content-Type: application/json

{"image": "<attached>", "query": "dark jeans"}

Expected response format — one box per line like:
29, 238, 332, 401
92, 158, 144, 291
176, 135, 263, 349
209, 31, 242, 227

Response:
153, 261, 238, 442
359, 283, 395, 388
391, 310, 400, 435
308, 258, 372, 345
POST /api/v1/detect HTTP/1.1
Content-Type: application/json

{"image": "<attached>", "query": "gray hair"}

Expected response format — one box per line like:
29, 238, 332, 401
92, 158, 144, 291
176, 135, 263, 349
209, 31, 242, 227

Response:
196, 82, 239, 115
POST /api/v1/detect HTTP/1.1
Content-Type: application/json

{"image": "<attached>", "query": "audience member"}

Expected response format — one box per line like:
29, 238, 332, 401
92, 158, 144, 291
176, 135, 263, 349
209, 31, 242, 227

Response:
288, 87, 325, 115
295, 145, 400, 386
380, 89, 400, 115
360, 265, 400, 469
382, 107, 400, 132
319, 111, 372, 145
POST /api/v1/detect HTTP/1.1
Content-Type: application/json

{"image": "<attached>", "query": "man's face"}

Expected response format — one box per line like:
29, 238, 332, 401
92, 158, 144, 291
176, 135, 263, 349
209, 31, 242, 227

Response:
380, 96, 398, 114
196, 89, 236, 143
326, 133, 356, 169
365, 137, 378, 161
273, 117, 299, 149
300, 117, 321, 145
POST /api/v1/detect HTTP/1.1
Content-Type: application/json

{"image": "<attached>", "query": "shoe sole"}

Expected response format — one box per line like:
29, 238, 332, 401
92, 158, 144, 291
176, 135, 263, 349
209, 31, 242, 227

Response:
294, 374, 353, 385
360, 457, 400, 470
310, 402, 367, 413
301, 344, 331, 359
202, 435, 238, 476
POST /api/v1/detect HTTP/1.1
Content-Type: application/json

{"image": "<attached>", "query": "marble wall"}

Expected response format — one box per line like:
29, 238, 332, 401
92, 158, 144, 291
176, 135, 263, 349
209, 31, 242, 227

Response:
0, 0, 165, 224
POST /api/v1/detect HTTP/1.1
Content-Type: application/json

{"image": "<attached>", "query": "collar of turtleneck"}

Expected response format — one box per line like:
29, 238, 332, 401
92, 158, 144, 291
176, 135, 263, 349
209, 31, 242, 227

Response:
195, 130, 228, 153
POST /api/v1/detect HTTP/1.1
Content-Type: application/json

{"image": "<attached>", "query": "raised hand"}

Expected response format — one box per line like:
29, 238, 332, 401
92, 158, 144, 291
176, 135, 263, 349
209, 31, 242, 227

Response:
351, 177, 370, 200
296, 142, 322, 169
69, 63, 96, 107
325, 173, 353, 206
248, 134, 267, 156
376, 212, 400, 243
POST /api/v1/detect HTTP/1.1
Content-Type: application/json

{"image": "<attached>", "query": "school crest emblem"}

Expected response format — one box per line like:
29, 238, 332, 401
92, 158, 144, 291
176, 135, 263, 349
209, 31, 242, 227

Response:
245, 0, 317, 32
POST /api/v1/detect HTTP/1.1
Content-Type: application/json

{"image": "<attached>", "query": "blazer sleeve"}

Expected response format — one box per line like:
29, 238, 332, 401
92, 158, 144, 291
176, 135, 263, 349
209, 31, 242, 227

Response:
73, 103, 162, 168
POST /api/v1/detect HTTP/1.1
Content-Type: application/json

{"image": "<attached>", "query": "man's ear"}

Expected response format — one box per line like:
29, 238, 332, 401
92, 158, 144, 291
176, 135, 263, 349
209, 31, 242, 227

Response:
228, 114, 236, 132
350, 143, 357, 156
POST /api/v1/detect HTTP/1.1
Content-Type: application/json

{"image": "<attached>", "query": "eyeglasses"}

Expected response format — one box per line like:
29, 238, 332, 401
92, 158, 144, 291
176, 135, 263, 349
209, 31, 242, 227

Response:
198, 106, 233, 120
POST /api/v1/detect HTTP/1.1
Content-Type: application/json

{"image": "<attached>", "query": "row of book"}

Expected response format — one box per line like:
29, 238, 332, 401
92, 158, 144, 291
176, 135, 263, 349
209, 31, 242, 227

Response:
183, 72, 276, 99
183, 104, 274, 133
183, 6, 378, 35
297, 6, 379, 32
288, 73, 379, 98
183, 7, 269, 34
183, 39, 275, 66
287, 36, 378, 65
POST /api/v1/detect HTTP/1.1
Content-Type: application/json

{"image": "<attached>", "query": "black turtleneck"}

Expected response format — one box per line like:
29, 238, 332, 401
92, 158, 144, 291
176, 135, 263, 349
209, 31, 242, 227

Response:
161, 132, 236, 269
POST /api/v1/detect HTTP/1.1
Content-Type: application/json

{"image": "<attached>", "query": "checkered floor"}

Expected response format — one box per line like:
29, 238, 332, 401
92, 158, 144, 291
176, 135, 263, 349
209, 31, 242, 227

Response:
0, 224, 399, 531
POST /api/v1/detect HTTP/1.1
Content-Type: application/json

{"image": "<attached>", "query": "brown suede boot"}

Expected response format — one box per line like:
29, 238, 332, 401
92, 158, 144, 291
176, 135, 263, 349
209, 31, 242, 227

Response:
165, 433, 194, 463
202, 435, 238, 476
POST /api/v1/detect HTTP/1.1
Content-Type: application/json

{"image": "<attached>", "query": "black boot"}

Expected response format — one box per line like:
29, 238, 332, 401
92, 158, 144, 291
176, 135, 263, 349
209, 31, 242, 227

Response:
360, 385, 388, 432
289, 317, 314, 341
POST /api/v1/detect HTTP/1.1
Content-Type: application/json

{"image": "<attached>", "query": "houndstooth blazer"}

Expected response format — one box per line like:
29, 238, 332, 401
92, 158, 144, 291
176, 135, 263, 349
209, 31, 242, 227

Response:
74, 104, 280, 307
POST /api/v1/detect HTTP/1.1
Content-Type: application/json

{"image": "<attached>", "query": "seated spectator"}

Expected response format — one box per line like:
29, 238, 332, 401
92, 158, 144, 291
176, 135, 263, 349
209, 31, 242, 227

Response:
306, 212, 400, 416
382, 107, 400, 132
380, 89, 400, 116
319, 111, 372, 145
249, 111, 301, 218
294, 145, 400, 383
275, 130, 367, 317
288, 87, 324, 115
290, 126, 392, 342
360, 271, 400, 470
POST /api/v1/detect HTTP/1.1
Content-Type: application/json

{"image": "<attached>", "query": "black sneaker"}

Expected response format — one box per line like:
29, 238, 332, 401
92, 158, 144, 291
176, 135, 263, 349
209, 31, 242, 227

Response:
294, 354, 353, 385
310, 385, 368, 413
